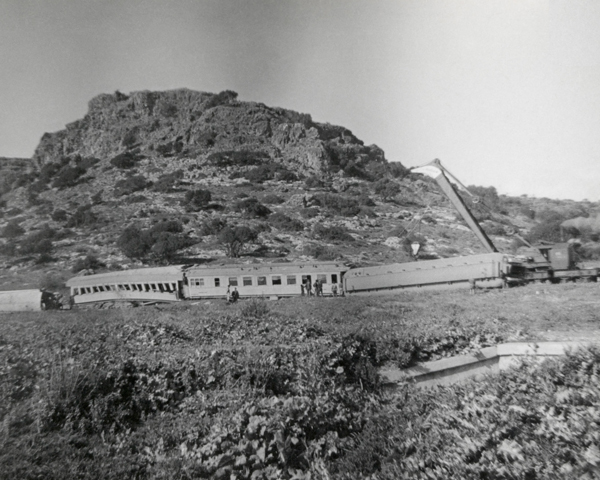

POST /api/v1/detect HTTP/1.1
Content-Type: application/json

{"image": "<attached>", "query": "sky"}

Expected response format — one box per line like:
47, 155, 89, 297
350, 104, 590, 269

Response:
1, 0, 599, 201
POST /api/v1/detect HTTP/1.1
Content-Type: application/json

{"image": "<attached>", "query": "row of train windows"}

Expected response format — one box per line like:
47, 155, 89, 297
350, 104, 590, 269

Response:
190, 274, 339, 288
75, 283, 177, 295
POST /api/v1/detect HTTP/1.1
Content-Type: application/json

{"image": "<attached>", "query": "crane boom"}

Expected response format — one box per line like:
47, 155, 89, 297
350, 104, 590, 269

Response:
411, 159, 498, 254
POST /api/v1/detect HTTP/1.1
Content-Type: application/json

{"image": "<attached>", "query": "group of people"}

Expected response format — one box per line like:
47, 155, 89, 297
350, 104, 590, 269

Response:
301, 278, 343, 297
226, 286, 240, 303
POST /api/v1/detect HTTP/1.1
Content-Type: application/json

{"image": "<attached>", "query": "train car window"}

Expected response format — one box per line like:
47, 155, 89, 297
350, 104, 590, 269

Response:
214, 278, 221, 287
228, 277, 238, 286
243, 276, 252, 286
287, 275, 296, 285
93, 286, 99, 293
317, 274, 327, 284
124, 284, 131, 291
138, 284, 143, 291
193, 278, 205, 287
331, 274, 338, 284
272, 276, 282, 285
257, 276, 267, 286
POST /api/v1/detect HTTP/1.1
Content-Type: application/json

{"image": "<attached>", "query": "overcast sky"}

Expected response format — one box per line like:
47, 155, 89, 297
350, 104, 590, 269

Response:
1, 0, 599, 201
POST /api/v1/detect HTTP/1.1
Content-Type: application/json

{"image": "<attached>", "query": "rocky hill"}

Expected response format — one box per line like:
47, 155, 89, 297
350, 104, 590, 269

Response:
0, 88, 599, 290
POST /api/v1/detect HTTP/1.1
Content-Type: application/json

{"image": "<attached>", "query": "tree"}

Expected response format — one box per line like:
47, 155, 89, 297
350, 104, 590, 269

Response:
150, 232, 187, 261
117, 226, 151, 260
218, 226, 258, 257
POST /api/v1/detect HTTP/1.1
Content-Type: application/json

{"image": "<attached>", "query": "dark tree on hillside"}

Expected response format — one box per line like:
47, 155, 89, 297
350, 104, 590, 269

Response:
2, 220, 25, 238
218, 226, 258, 257
117, 226, 151, 260
182, 189, 212, 211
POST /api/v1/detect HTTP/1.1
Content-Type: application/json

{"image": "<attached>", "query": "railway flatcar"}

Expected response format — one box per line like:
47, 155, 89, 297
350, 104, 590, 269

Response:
66, 262, 349, 305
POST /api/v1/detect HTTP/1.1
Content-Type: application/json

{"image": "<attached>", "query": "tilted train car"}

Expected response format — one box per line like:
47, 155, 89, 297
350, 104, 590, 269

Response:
343, 253, 522, 295
66, 262, 349, 305
66, 266, 184, 305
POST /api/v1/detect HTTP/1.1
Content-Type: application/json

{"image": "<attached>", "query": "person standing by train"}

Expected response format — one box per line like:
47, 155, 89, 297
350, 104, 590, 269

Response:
331, 282, 338, 297
305, 278, 312, 296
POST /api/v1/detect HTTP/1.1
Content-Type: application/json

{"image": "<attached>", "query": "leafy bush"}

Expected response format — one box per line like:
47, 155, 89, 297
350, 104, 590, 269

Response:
374, 178, 401, 201
52, 165, 87, 189
51, 209, 68, 222
313, 223, 354, 242
262, 194, 284, 205
304, 175, 324, 188
117, 220, 191, 261
302, 243, 339, 260
2, 220, 25, 238
312, 193, 361, 217
199, 217, 227, 236
300, 207, 320, 218
114, 175, 150, 197
110, 152, 143, 169
208, 150, 269, 167
65, 205, 98, 228
232, 198, 271, 218
218, 225, 258, 257
19, 226, 56, 256
181, 188, 212, 211
204, 89, 238, 109
153, 170, 184, 193
239, 298, 270, 320
72, 254, 106, 273
268, 213, 304, 232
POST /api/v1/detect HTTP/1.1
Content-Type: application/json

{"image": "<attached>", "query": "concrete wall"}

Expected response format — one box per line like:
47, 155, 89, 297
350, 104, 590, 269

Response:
380, 342, 591, 389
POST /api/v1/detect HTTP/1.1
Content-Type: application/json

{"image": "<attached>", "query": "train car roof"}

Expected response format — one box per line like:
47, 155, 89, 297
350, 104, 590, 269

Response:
66, 266, 184, 287
185, 262, 349, 276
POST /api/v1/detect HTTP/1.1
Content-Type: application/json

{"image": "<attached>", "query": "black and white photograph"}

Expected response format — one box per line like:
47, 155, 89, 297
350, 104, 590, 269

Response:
1, 1, 600, 478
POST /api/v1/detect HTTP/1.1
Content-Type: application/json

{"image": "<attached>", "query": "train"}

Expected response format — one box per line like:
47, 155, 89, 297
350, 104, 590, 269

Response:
65, 253, 531, 306
66, 262, 349, 305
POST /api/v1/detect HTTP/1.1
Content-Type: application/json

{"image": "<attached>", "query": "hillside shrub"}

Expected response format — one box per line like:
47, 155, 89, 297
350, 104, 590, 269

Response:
304, 175, 324, 188
52, 165, 87, 189
374, 178, 401, 201
199, 217, 227, 236
300, 207, 320, 218
268, 213, 304, 232
218, 225, 258, 257
208, 150, 269, 167
153, 170, 184, 192
65, 205, 98, 228
181, 188, 212, 211
233, 198, 271, 218
110, 152, 143, 169
114, 175, 150, 196
262, 194, 284, 204
72, 254, 106, 273
302, 243, 339, 260
312, 193, 360, 217
117, 220, 191, 262
19, 226, 56, 256
204, 89, 238, 109
313, 223, 354, 242
2, 220, 25, 238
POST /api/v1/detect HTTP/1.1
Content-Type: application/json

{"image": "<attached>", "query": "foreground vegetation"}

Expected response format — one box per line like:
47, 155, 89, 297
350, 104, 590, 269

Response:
1, 285, 599, 479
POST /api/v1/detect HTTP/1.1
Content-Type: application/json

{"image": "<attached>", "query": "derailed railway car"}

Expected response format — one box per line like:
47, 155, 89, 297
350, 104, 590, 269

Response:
343, 252, 523, 295
66, 262, 349, 305
66, 266, 184, 305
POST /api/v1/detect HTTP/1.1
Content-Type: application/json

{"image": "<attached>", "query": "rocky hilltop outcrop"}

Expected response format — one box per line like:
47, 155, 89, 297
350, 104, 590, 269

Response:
33, 88, 386, 176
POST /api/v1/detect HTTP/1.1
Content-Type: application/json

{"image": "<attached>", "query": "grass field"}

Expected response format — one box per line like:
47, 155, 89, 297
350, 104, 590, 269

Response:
1, 282, 599, 478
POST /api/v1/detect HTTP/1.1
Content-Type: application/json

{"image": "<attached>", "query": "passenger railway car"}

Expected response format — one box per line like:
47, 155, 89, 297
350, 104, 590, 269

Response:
343, 253, 518, 295
66, 266, 183, 305
66, 262, 349, 305
184, 262, 346, 299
